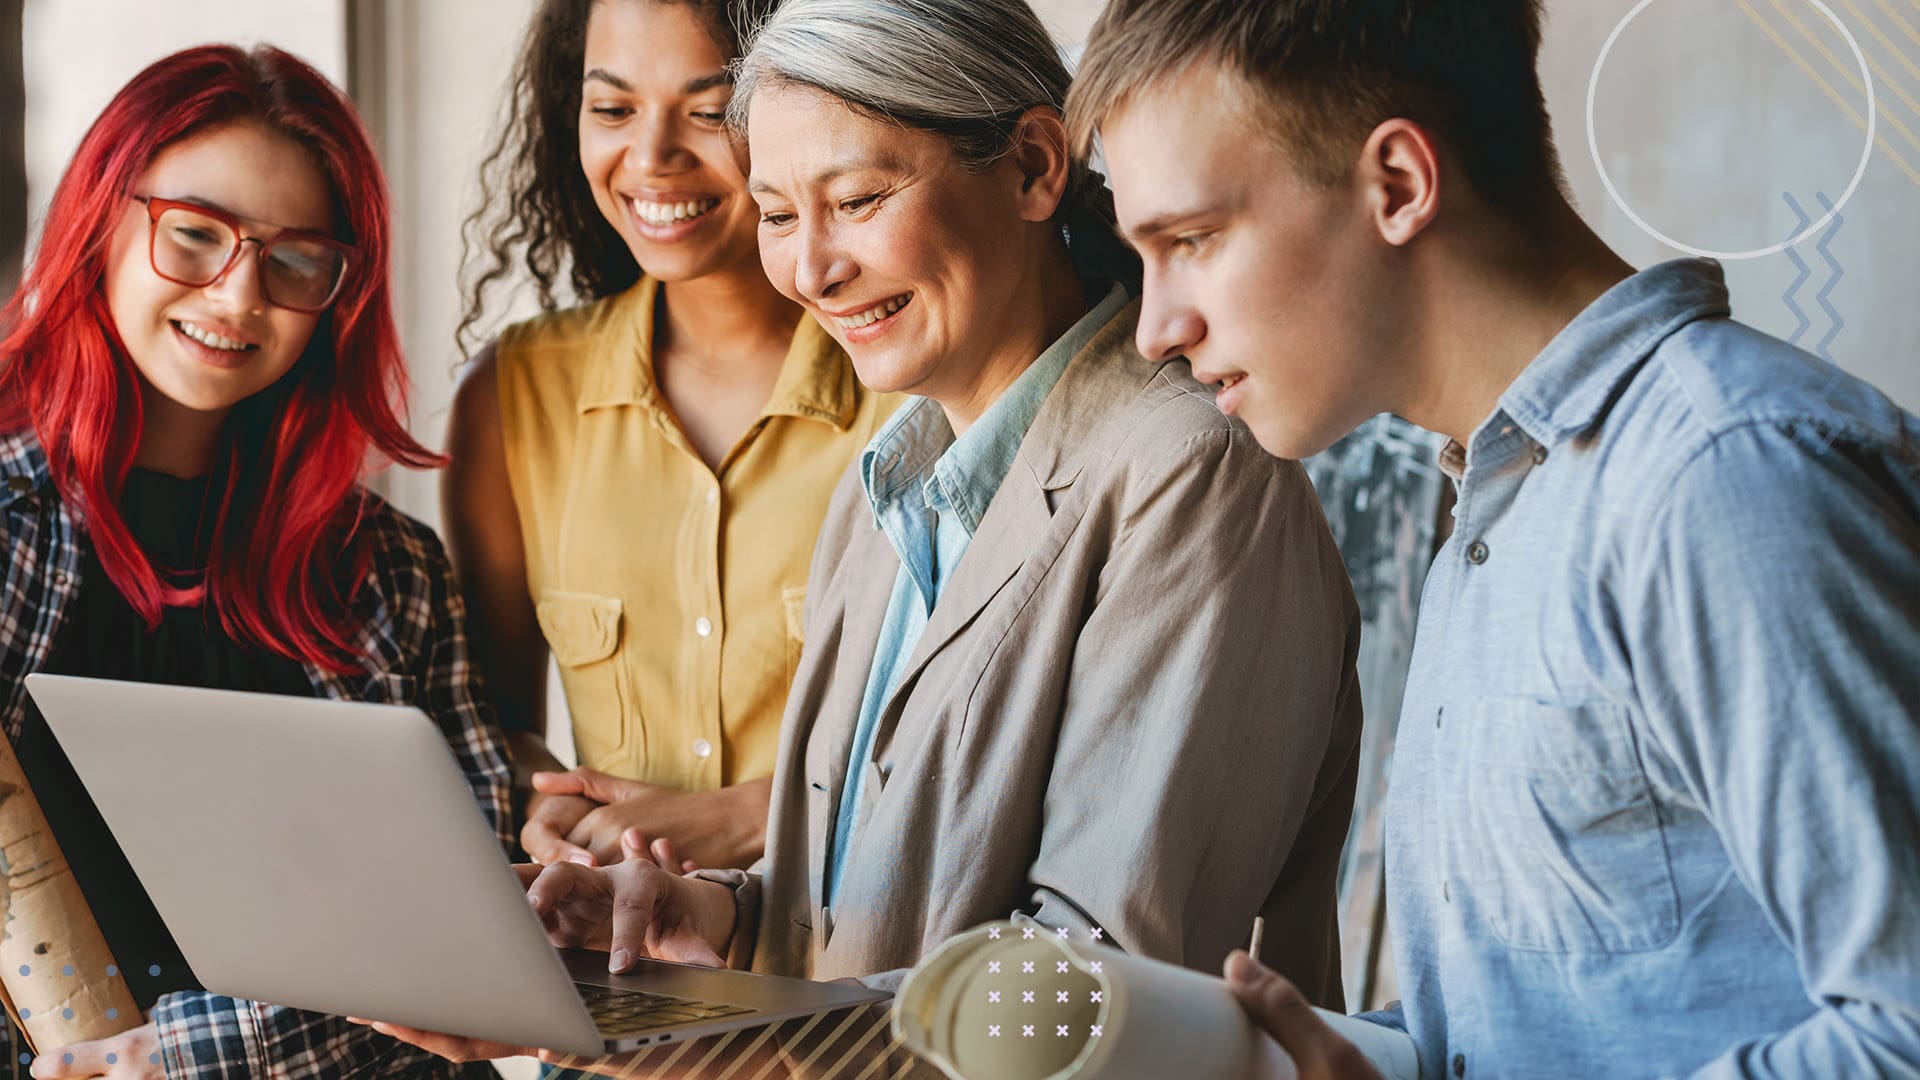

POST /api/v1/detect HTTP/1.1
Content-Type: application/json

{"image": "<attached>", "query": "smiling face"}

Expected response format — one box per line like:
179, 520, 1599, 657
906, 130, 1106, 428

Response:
1103, 65, 1406, 460
747, 81, 1059, 406
104, 120, 334, 419
578, 0, 760, 281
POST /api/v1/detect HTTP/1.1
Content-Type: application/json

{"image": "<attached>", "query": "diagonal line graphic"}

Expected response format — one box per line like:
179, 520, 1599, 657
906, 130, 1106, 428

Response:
1767, 0, 1920, 151
1865, 0, 1920, 52
1733, 0, 1920, 187
1833, 0, 1920, 121
1835, 0, 1920, 85
1782, 193, 1815, 345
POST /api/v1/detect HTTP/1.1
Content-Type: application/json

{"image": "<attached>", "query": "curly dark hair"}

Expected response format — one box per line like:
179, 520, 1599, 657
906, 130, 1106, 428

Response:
457, 0, 771, 360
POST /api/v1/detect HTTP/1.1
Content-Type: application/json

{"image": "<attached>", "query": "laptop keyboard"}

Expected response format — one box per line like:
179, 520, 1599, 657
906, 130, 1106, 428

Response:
576, 983, 756, 1036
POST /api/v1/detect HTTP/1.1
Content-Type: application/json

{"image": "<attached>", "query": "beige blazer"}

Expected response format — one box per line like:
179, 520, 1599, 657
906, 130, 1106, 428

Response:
705, 301, 1362, 1005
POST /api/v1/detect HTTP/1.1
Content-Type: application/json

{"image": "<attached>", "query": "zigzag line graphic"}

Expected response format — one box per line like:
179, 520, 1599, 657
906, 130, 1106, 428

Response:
1781, 193, 1814, 346
1811, 191, 1846, 364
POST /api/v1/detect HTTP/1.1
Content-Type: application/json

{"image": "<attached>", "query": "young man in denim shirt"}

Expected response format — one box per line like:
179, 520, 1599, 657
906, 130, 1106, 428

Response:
1075, 2, 1919, 1077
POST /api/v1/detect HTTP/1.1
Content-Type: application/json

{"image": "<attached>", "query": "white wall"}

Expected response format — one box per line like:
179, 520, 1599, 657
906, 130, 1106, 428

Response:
1542, 1, 1919, 413
21, 0, 345, 246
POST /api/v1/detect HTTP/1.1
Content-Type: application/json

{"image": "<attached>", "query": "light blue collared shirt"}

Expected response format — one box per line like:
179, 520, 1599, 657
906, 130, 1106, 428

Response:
824, 284, 1128, 908
1376, 260, 1920, 1077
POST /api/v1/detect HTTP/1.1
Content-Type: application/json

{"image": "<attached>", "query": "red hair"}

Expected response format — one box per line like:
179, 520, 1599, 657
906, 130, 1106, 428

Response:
0, 45, 439, 673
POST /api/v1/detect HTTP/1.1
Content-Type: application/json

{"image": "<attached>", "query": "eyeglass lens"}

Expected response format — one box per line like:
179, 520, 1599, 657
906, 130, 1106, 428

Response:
152, 204, 345, 311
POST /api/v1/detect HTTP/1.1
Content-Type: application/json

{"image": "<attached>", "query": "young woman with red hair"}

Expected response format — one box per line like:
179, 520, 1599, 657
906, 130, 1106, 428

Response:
0, 45, 510, 1080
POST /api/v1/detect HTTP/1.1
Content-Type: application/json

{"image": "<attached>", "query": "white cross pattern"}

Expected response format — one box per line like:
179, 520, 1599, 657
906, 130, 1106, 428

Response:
1023, 1026, 1035, 1038
1091, 1025, 1103, 1037
1056, 991, 1070, 1003
1022, 961, 1035, 973
1091, 928, 1103, 941
989, 928, 1002, 940
1022, 928, 1036, 940
989, 1026, 1001, 1038
1056, 927, 1070, 939
1057, 1025, 1070, 1037
1091, 991, 1103, 1003
989, 991, 1001, 1003
1056, 961, 1069, 973
1023, 990, 1036, 1003
1091, 961, 1103, 973
989, 961, 1001, 974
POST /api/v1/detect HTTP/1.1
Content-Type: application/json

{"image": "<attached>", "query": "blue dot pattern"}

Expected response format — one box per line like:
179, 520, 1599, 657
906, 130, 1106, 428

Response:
106, 964, 118, 977
61, 1008, 73, 1020
62, 964, 73, 977
148, 964, 161, 977
62, 1053, 73, 1064
107, 1008, 119, 1020
106, 1053, 118, 1065
150, 1053, 162, 1065
18, 1009, 27, 1020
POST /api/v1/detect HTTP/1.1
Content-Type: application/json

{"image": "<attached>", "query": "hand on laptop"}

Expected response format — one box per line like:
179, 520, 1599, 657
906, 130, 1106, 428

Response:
529, 767, 768, 869
523, 844, 736, 971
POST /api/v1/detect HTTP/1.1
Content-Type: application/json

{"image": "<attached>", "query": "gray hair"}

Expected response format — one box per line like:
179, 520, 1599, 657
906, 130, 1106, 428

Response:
730, 0, 1136, 275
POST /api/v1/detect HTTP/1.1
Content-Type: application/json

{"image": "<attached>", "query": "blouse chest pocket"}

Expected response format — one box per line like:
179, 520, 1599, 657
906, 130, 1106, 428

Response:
535, 590, 637, 766
1459, 698, 1679, 954
781, 585, 807, 685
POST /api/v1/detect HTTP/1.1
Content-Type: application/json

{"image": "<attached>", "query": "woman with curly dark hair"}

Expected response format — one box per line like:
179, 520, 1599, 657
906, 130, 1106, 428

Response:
445, 0, 896, 881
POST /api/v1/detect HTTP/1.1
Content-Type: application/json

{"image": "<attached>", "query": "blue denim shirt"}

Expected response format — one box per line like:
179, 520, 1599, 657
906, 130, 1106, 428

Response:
825, 284, 1127, 907
1380, 260, 1920, 1078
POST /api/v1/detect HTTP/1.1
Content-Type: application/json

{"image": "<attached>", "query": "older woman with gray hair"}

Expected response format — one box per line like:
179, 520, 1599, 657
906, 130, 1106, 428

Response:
373, 0, 1363, 1070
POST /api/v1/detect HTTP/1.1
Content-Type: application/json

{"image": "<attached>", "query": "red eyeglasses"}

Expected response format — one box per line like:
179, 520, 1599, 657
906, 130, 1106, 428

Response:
132, 195, 353, 313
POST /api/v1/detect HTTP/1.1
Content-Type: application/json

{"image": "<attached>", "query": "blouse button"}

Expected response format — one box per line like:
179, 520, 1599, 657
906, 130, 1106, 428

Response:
692, 738, 713, 759
1466, 541, 1489, 565
694, 616, 713, 638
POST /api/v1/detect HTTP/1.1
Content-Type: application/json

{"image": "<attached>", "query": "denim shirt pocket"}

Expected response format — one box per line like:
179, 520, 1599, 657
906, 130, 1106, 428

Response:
1461, 698, 1679, 953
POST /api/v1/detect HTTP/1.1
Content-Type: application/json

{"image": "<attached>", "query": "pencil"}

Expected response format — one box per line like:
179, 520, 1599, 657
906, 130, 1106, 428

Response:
1248, 915, 1265, 964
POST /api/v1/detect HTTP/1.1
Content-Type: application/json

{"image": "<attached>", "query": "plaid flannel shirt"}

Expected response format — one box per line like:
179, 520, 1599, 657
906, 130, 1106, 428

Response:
0, 429, 513, 1079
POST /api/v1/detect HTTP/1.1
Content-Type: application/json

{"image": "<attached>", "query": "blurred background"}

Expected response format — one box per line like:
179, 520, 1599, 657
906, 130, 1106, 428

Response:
1, 1, 1916, 1075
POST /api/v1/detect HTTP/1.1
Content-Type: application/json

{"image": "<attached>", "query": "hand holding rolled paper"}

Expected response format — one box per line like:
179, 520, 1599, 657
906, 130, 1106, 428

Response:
0, 732, 140, 1055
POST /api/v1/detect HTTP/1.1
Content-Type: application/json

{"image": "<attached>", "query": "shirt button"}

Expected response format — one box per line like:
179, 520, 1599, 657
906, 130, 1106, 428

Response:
1466, 540, 1489, 565
1531, 445, 1549, 466
692, 738, 713, 759
1453, 1053, 1467, 1077
706, 488, 719, 505
694, 616, 713, 638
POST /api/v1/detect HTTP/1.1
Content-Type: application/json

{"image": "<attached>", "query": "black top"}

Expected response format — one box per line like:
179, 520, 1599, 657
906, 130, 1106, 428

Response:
15, 468, 314, 1011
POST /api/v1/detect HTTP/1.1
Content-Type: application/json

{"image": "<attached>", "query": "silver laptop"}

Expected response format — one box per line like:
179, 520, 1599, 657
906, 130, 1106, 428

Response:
25, 674, 889, 1057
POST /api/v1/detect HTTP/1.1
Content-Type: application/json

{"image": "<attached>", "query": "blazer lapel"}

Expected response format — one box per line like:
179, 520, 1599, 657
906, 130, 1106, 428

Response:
805, 516, 901, 914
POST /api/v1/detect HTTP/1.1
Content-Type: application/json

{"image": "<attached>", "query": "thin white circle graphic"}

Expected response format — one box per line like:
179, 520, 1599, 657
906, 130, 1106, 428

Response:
1585, 0, 1876, 260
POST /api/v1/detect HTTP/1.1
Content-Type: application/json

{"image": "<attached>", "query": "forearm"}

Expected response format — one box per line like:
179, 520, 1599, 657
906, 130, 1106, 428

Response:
714, 777, 772, 868
509, 729, 569, 790
155, 992, 474, 1079
1683, 1003, 1920, 1078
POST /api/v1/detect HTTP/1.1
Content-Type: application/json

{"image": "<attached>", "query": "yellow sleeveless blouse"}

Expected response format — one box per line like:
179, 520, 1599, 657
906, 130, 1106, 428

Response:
496, 277, 896, 790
